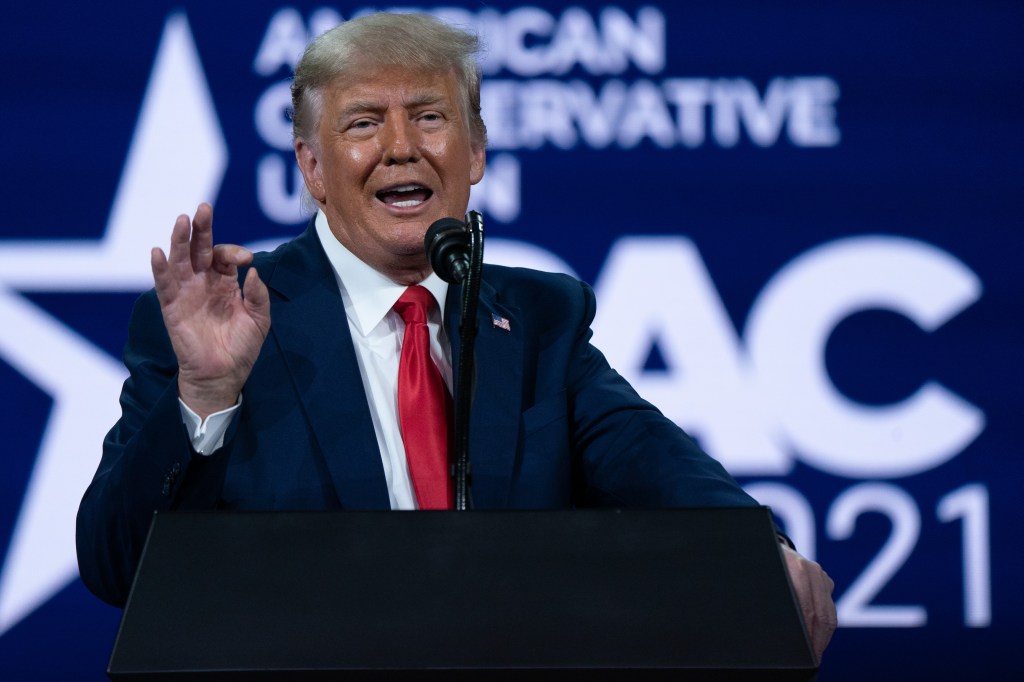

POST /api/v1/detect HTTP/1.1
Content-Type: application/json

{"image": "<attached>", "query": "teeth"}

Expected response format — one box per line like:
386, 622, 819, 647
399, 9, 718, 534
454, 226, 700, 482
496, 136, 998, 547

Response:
392, 199, 423, 208
391, 184, 423, 192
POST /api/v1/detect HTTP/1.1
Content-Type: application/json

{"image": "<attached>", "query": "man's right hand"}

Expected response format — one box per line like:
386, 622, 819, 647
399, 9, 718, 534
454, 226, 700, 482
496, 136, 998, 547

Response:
151, 203, 271, 419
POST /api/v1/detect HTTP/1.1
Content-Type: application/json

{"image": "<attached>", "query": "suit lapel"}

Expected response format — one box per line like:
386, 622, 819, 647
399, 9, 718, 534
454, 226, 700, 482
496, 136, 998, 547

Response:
264, 226, 390, 509
446, 274, 524, 507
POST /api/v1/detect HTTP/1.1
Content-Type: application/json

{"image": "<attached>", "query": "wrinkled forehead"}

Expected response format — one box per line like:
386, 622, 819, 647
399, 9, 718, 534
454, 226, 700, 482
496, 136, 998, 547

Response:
327, 59, 460, 93
319, 64, 465, 115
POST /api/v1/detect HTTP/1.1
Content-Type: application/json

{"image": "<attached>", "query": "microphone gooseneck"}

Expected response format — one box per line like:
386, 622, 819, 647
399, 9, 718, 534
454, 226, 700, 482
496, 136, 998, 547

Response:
423, 212, 484, 511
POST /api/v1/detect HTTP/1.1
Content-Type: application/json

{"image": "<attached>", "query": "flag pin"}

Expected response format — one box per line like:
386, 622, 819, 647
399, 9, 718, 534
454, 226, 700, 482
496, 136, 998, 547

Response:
491, 313, 511, 331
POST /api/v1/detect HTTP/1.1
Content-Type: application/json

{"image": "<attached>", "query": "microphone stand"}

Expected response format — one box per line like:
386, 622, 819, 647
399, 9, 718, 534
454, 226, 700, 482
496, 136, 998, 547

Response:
453, 211, 483, 510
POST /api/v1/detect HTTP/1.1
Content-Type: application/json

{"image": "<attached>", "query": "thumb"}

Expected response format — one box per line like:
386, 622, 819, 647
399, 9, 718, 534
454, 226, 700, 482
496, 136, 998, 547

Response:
242, 268, 271, 331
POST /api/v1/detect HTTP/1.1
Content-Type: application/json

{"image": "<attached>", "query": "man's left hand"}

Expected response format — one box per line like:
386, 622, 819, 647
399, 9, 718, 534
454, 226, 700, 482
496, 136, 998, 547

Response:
781, 544, 837, 663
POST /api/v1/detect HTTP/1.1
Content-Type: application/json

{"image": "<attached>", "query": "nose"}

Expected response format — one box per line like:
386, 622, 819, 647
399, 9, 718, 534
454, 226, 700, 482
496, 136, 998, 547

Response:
381, 115, 418, 165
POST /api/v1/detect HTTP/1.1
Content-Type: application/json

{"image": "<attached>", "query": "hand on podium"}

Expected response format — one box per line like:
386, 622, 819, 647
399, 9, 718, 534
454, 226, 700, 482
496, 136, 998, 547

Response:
781, 544, 837, 663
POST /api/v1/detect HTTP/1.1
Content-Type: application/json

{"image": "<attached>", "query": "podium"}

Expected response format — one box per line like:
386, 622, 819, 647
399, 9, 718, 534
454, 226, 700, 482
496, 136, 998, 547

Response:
107, 508, 817, 679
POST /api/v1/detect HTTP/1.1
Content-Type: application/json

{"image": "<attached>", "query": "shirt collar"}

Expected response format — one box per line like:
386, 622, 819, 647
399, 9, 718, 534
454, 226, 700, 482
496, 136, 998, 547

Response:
315, 210, 448, 337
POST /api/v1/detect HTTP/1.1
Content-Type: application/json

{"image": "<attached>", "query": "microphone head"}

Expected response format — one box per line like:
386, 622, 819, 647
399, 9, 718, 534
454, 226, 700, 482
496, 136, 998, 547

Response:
425, 218, 469, 283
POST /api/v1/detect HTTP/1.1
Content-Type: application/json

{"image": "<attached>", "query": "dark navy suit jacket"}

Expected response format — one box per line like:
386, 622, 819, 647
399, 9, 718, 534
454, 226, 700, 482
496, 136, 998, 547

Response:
77, 223, 756, 606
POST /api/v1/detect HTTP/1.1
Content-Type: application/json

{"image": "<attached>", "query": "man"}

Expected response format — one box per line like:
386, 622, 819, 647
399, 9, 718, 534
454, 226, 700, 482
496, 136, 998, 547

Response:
77, 12, 835, 661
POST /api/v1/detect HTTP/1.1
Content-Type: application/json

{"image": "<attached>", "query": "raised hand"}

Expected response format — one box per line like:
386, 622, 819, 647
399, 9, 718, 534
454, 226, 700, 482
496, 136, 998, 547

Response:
150, 203, 271, 418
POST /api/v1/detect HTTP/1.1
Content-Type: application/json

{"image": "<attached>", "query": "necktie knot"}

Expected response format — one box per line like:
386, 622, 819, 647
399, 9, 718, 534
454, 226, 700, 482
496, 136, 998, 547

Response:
394, 285, 434, 326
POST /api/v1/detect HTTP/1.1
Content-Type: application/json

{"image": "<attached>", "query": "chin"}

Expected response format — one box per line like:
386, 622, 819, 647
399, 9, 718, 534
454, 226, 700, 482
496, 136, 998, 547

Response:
388, 231, 429, 257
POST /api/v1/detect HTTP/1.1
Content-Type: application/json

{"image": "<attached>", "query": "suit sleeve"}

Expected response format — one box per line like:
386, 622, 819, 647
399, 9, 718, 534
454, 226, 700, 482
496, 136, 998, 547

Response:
76, 290, 230, 607
565, 280, 758, 509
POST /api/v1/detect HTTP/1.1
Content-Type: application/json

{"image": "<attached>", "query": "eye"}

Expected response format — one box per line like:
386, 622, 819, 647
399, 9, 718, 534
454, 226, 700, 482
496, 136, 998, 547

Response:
343, 118, 379, 139
417, 111, 445, 129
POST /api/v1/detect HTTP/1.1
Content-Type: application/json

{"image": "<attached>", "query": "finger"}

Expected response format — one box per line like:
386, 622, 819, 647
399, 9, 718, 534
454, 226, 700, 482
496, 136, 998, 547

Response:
242, 268, 271, 332
811, 568, 838, 660
189, 203, 215, 272
150, 247, 176, 304
794, 557, 835, 663
795, 562, 817, 642
211, 244, 253, 276
166, 213, 194, 278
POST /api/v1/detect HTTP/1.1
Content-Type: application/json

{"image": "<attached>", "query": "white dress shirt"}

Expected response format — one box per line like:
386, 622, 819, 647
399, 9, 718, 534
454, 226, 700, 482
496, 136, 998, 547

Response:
180, 210, 452, 510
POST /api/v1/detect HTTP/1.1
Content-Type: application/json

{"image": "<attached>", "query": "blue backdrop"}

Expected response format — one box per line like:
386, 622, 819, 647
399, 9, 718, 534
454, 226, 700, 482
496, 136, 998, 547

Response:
1, 2, 1021, 679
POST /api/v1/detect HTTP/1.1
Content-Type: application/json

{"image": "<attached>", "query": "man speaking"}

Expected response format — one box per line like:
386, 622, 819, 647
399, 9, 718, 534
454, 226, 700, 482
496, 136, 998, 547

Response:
76, 12, 835, 661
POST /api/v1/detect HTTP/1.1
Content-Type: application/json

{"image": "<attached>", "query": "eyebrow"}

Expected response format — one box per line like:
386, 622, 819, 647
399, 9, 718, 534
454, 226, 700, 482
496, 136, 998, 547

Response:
336, 91, 448, 121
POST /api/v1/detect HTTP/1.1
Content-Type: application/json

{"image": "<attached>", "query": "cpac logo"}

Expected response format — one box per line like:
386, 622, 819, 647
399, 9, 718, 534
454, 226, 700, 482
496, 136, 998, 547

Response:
0, 12, 984, 638
592, 237, 983, 477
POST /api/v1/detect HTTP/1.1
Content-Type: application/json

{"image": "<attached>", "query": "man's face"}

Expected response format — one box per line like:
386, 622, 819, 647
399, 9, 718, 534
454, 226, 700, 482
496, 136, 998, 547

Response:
296, 64, 486, 283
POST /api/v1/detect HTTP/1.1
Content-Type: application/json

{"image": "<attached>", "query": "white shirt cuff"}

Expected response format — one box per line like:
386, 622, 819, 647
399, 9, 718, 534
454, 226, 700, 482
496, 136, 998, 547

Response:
178, 398, 240, 456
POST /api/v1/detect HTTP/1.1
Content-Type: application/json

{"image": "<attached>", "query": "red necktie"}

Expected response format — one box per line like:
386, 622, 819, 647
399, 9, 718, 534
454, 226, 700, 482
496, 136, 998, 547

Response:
393, 286, 453, 509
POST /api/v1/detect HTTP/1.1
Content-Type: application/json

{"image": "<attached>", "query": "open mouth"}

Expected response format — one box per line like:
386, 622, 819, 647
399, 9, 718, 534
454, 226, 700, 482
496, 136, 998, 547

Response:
376, 184, 433, 208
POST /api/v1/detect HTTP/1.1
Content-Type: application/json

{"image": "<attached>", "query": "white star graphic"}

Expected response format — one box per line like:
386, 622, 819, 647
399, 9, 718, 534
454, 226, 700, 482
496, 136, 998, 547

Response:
0, 12, 227, 634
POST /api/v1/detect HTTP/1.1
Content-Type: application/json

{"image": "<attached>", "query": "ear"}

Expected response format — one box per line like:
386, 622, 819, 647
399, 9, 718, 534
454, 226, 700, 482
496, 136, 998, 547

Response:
295, 138, 326, 203
469, 144, 486, 186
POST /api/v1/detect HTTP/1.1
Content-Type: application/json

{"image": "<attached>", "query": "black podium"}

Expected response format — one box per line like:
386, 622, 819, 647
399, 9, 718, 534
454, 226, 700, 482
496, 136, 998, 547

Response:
107, 508, 816, 679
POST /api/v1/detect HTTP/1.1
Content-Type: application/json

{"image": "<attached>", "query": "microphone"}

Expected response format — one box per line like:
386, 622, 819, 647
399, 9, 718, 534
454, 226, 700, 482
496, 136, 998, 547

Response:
425, 217, 470, 283
424, 212, 484, 510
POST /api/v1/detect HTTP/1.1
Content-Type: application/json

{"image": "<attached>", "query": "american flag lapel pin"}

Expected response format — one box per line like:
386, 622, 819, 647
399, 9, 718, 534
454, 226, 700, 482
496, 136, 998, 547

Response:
491, 312, 511, 331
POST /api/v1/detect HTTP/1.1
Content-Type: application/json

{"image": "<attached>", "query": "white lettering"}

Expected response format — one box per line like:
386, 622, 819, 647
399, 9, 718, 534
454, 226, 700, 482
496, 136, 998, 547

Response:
550, 7, 606, 75
253, 8, 309, 75
309, 8, 342, 38
480, 77, 841, 151
479, 80, 519, 149
518, 80, 578, 149
827, 483, 927, 627
469, 153, 521, 223
937, 483, 992, 627
504, 7, 558, 77
253, 9, 837, 153
257, 154, 308, 224
663, 78, 711, 147
592, 237, 788, 473
428, 7, 478, 37
745, 236, 984, 478
566, 80, 626, 148
712, 79, 788, 147
788, 76, 841, 146
254, 80, 294, 151
490, 6, 665, 76
600, 6, 664, 74
617, 79, 676, 148
475, 8, 507, 76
